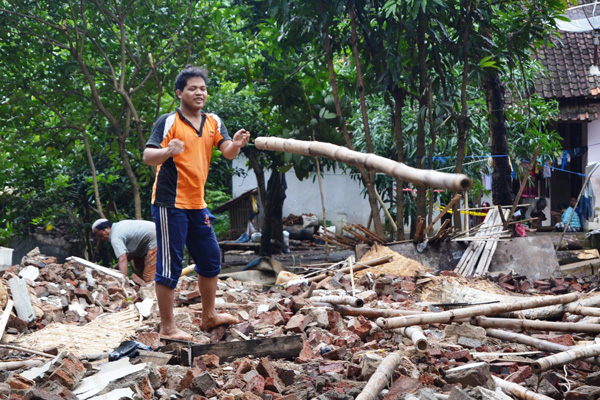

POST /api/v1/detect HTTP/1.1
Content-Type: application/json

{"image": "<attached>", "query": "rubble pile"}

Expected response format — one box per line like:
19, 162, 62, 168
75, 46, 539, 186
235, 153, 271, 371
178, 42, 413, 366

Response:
1, 247, 600, 400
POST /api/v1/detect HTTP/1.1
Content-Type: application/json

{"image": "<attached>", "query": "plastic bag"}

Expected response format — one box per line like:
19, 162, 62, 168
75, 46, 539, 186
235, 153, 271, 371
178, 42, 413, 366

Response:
109, 340, 153, 361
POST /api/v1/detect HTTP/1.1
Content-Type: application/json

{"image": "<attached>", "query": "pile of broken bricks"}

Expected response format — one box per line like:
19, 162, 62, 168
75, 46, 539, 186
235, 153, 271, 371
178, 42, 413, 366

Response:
1, 247, 600, 399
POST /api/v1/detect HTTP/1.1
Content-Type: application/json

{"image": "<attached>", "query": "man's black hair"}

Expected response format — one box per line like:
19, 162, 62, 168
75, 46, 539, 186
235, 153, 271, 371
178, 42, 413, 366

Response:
174, 65, 208, 92
557, 203, 568, 211
536, 197, 547, 208
95, 221, 113, 231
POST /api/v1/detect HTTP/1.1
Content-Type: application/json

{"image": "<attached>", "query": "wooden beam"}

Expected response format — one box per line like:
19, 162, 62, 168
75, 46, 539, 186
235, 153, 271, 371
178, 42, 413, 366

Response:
189, 335, 304, 363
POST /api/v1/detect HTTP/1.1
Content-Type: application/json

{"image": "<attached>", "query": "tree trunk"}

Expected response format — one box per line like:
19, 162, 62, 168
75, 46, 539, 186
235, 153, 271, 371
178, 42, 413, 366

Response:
260, 166, 286, 256
483, 71, 512, 206
390, 88, 406, 240
415, 9, 428, 223
321, 1, 384, 237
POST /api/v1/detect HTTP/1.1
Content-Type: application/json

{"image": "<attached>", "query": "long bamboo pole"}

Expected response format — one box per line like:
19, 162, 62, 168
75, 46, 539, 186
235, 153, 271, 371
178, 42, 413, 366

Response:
310, 296, 364, 308
471, 316, 600, 334
376, 293, 579, 330
531, 343, 600, 373
492, 376, 555, 400
355, 351, 404, 400
254, 137, 473, 192
311, 303, 426, 318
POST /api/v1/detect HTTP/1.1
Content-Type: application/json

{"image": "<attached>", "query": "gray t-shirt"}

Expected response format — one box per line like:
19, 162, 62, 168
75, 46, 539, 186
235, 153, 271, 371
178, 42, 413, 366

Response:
109, 220, 157, 258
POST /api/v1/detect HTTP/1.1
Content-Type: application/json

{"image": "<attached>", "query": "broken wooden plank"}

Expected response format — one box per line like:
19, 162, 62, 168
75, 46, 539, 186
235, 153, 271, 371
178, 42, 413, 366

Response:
0, 299, 14, 342
556, 249, 600, 265
189, 335, 303, 363
67, 256, 125, 281
559, 258, 600, 276
135, 349, 172, 366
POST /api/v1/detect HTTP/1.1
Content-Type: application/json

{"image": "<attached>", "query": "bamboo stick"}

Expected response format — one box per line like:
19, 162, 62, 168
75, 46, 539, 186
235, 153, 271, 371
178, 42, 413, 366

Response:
485, 328, 600, 365
254, 137, 473, 192
307, 255, 393, 283
352, 224, 387, 243
0, 300, 14, 342
0, 344, 55, 358
394, 326, 429, 353
471, 316, 600, 334
492, 376, 555, 400
310, 296, 364, 308
424, 196, 462, 236
311, 303, 426, 318
565, 304, 600, 317
376, 292, 579, 330
355, 351, 404, 400
531, 343, 600, 373
0, 359, 45, 371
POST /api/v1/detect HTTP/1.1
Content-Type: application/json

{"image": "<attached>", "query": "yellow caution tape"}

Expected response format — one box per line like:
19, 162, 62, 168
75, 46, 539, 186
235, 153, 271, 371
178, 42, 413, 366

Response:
435, 205, 488, 216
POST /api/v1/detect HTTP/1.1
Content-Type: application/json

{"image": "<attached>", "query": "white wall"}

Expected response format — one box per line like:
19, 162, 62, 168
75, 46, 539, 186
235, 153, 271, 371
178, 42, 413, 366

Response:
232, 157, 376, 233
586, 105, 600, 228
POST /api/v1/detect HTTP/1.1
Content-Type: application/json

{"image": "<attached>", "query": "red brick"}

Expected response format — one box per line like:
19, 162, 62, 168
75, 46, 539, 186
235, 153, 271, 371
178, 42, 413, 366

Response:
256, 358, 284, 393
400, 280, 416, 292
254, 311, 286, 327
137, 332, 161, 349
356, 290, 378, 303
7, 374, 34, 390
199, 354, 220, 368
547, 334, 574, 346
506, 366, 532, 384
295, 341, 318, 363
134, 377, 154, 400
489, 362, 518, 375
245, 375, 265, 395
285, 314, 311, 333
319, 362, 345, 374
443, 350, 472, 362
179, 368, 206, 391
235, 358, 254, 375
242, 392, 262, 400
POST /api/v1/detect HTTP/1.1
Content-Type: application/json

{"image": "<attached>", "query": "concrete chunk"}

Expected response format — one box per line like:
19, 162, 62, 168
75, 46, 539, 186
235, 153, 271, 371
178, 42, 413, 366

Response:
9, 277, 36, 322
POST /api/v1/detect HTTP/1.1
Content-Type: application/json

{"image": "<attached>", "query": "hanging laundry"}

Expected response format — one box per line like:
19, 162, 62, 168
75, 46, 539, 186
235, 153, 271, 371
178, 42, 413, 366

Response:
543, 161, 551, 178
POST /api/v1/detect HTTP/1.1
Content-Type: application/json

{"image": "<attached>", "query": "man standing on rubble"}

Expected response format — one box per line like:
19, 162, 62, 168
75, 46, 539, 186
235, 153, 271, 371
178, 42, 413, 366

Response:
92, 218, 157, 283
143, 65, 249, 340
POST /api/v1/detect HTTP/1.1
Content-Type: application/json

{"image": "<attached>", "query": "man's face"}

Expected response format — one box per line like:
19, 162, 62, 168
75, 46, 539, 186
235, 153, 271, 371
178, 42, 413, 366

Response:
94, 228, 110, 242
177, 77, 207, 111
570, 197, 576, 208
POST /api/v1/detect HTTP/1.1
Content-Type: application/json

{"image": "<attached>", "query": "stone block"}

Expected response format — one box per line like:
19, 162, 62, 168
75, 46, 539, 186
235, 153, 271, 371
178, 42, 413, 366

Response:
444, 362, 495, 390
190, 372, 218, 396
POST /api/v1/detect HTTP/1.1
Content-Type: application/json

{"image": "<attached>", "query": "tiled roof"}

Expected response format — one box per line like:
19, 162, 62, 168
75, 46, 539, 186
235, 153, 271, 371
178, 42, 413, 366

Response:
557, 103, 599, 121
534, 31, 600, 100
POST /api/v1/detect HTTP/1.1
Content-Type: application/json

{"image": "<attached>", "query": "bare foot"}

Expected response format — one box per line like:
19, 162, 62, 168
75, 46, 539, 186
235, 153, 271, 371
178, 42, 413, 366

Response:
202, 313, 239, 331
159, 327, 194, 342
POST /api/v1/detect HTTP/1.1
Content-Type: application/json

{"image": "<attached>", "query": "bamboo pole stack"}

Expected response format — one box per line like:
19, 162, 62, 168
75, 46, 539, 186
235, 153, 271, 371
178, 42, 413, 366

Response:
454, 207, 511, 276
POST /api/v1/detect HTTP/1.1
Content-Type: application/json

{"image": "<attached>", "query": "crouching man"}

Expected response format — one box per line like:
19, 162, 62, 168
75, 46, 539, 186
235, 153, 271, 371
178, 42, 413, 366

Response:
92, 218, 157, 282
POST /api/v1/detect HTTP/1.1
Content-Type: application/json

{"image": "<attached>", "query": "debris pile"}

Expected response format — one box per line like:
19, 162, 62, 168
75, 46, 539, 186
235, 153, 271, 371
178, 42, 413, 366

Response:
1, 246, 600, 399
